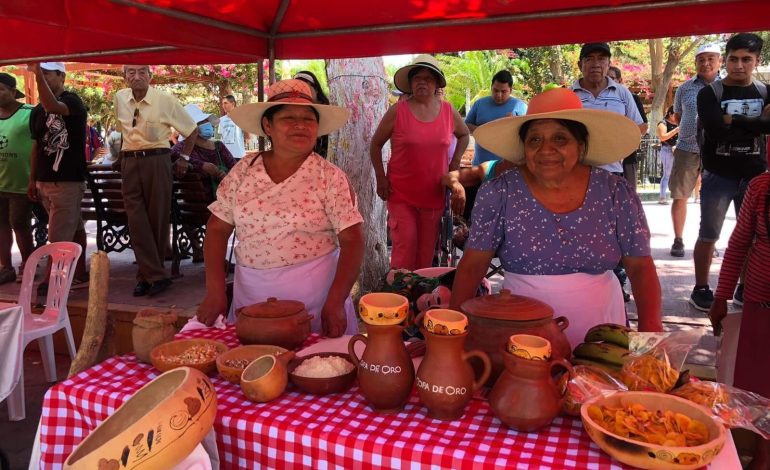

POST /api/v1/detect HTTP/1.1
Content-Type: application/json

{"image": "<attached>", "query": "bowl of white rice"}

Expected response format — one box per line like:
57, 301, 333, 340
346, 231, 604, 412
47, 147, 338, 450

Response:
288, 352, 357, 395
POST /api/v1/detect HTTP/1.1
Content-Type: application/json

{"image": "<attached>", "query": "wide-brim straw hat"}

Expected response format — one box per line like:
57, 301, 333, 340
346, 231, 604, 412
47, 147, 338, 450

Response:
393, 54, 446, 94
229, 79, 349, 138
473, 88, 641, 166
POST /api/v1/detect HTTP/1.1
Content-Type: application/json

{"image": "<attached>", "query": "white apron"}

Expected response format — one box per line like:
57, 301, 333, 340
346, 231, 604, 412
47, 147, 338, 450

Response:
503, 270, 626, 348
228, 249, 358, 336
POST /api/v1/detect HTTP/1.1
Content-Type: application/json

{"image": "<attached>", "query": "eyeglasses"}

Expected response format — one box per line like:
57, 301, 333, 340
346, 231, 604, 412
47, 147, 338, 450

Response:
132, 108, 139, 127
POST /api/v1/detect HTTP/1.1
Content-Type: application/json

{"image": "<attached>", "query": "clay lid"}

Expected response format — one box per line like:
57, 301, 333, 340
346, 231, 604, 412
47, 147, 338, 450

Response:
460, 289, 554, 321
239, 297, 306, 318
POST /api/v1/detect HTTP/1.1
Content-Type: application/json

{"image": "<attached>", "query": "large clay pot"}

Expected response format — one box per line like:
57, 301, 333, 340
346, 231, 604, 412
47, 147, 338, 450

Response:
236, 297, 313, 349
461, 289, 570, 385
64, 367, 217, 469
488, 347, 574, 432
348, 324, 415, 413
416, 329, 491, 420
132, 308, 179, 364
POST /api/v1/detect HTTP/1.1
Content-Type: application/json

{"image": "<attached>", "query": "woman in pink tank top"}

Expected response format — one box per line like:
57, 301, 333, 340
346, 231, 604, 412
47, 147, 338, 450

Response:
371, 55, 470, 270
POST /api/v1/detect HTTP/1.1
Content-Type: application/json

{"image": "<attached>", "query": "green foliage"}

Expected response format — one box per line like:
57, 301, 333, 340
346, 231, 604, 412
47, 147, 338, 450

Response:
282, 60, 330, 95
77, 86, 115, 129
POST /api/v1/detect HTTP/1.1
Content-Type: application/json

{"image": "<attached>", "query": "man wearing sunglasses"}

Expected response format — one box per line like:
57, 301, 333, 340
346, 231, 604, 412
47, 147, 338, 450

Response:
114, 65, 197, 297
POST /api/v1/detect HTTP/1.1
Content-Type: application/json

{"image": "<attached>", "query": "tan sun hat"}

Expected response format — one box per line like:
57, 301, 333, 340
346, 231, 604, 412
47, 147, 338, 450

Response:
228, 79, 349, 138
393, 54, 446, 94
473, 88, 641, 166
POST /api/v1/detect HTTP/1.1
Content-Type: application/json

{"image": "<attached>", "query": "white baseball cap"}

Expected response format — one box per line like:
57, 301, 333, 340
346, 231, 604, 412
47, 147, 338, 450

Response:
183, 104, 219, 125
40, 62, 66, 73
696, 43, 721, 57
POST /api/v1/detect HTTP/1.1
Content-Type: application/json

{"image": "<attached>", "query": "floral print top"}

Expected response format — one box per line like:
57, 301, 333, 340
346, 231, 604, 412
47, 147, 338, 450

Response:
209, 152, 363, 269
466, 167, 651, 275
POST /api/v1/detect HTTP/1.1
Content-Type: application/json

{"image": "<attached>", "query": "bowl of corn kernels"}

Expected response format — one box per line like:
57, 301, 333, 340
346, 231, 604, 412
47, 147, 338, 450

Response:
150, 339, 229, 375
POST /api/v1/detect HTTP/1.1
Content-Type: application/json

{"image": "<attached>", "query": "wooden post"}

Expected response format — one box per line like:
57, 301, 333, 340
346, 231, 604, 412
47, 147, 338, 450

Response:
325, 58, 390, 295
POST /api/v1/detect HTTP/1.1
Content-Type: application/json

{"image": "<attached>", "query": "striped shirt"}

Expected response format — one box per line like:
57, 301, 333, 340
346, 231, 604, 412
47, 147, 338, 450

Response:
673, 76, 709, 153
715, 172, 770, 302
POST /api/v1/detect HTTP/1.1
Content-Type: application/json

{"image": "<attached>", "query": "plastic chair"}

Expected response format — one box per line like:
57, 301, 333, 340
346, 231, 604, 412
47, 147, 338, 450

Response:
6, 241, 82, 421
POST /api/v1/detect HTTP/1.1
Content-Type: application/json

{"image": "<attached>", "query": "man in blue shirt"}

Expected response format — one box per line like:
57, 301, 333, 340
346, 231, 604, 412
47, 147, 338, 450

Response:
465, 70, 527, 165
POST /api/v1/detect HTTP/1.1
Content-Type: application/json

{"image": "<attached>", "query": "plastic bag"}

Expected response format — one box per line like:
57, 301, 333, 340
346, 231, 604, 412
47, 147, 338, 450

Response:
620, 330, 700, 393
671, 381, 770, 439
559, 364, 628, 416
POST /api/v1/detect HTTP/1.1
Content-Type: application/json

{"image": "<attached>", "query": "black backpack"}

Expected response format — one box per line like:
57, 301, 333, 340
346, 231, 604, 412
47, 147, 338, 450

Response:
697, 79, 768, 150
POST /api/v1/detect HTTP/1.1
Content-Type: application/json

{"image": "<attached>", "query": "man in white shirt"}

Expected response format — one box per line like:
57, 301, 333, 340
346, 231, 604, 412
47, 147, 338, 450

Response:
218, 95, 247, 159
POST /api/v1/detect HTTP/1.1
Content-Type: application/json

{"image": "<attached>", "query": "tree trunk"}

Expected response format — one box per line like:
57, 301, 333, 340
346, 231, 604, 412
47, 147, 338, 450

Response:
648, 37, 703, 127
325, 58, 390, 295
649, 39, 664, 99
548, 46, 565, 85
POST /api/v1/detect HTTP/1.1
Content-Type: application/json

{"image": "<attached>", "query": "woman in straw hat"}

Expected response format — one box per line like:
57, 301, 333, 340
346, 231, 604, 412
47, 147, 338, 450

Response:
449, 88, 663, 345
371, 54, 470, 270
196, 79, 363, 337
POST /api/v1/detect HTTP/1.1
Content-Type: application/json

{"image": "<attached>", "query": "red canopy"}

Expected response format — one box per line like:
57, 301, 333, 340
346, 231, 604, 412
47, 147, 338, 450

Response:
2, 0, 770, 65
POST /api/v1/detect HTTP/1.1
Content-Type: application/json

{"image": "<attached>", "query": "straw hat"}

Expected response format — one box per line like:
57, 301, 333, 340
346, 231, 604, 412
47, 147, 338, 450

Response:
228, 79, 349, 138
393, 54, 446, 94
473, 88, 641, 166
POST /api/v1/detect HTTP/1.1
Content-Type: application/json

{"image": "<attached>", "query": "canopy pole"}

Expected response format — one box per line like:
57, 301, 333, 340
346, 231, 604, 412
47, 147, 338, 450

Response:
258, 59, 266, 151
0, 46, 177, 66
267, 0, 290, 84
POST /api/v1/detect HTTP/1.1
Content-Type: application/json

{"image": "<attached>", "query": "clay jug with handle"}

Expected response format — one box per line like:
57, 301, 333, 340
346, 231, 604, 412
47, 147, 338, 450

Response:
348, 324, 415, 413
488, 347, 574, 432
416, 329, 491, 420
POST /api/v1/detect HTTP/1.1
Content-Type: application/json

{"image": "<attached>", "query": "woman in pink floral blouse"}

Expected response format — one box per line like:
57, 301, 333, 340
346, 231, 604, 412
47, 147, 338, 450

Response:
196, 79, 363, 338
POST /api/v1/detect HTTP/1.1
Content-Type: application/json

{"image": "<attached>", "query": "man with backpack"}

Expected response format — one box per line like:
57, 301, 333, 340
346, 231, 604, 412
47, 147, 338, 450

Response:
689, 33, 769, 311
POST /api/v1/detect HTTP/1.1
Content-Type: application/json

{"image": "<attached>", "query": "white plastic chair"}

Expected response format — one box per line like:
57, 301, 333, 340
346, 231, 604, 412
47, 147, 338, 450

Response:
6, 241, 82, 421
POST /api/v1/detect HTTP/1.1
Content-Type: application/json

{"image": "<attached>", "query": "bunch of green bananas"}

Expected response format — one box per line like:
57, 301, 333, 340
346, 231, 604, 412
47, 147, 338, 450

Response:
571, 323, 633, 375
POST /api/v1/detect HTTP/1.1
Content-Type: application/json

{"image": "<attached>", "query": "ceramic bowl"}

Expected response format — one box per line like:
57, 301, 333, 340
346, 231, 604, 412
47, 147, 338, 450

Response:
507, 334, 552, 361
288, 352, 357, 395
216, 344, 288, 384
423, 309, 468, 335
150, 339, 229, 375
240, 351, 295, 403
64, 367, 217, 469
581, 391, 726, 469
358, 292, 409, 326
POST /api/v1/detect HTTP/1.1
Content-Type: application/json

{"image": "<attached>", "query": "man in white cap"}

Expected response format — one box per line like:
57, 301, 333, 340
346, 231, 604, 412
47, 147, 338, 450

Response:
114, 65, 197, 297
0, 72, 34, 284
668, 43, 722, 259
27, 62, 89, 288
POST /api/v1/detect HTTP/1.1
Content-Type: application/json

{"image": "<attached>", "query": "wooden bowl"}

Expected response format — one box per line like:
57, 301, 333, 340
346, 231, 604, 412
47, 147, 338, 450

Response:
216, 345, 288, 383
288, 352, 357, 395
150, 339, 229, 375
581, 391, 727, 469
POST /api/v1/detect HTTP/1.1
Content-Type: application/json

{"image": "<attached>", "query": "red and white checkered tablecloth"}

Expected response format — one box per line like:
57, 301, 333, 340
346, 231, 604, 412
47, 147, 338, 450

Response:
39, 326, 634, 469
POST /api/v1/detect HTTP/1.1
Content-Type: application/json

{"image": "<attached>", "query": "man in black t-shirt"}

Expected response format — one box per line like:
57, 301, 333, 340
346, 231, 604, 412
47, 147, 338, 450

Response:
27, 62, 88, 284
689, 34, 770, 312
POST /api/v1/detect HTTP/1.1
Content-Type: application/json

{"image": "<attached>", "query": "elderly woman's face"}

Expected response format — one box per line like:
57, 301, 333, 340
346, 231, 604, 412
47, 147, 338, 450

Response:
522, 119, 585, 182
410, 68, 438, 96
262, 105, 319, 154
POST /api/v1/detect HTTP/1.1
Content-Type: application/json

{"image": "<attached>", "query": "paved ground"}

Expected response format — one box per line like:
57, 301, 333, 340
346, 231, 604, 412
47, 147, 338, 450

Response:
0, 195, 741, 469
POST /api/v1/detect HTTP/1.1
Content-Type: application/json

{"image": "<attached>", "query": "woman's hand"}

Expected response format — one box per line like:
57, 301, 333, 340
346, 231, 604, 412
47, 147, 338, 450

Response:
321, 299, 347, 338
449, 182, 466, 215
173, 159, 190, 178
201, 162, 219, 177
376, 176, 391, 201
27, 181, 39, 202
197, 290, 228, 326
708, 299, 728, 336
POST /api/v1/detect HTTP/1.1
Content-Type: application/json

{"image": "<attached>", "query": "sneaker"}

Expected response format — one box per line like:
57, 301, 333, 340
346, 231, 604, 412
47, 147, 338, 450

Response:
0, 266, 16, 285
670, 238, 685, 257
658, 198, 670, 205
733, 284, 744, 307
689, 286, 714, 312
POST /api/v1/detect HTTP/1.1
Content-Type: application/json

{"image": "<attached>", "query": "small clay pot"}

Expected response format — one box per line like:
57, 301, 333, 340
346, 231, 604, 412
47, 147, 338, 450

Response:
507, 334, 552, 361
236, 298, 313, 349
424, 309, 468, 336
358, 293, 409, 326
216, 345, 288, 384
240, 351, 295, 403
64, 367, 217, 469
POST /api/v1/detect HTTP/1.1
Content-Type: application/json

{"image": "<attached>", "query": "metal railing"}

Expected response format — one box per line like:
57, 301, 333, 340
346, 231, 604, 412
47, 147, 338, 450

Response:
636, 134, 662, 191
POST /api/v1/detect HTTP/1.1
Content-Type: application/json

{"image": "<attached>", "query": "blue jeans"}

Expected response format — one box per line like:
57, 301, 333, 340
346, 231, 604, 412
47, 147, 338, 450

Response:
697, 170, 750, 242
659, 146, 674, 199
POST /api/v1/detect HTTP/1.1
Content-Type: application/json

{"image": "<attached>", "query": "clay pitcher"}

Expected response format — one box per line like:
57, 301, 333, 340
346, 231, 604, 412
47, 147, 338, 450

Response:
416, 329, 491, 420
488, 347, 573, 432
348, 324, 415, 413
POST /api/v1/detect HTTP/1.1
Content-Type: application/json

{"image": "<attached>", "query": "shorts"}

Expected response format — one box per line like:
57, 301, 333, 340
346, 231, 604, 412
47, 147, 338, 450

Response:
669, 148, 701, 199
36, 181, 86, 242
0, 192, 32, 231
697, 170, 749, 242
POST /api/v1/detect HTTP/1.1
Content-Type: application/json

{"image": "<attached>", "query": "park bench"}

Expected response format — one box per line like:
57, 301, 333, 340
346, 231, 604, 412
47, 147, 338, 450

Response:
170, 172, 214, 277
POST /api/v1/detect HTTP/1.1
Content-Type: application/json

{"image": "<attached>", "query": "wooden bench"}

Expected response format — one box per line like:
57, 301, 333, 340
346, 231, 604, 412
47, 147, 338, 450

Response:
170, 172, 214, 277
84, 164, 131, 253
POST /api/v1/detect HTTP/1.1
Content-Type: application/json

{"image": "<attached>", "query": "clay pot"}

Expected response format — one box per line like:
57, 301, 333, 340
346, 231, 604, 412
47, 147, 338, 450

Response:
416, 329, 490, 420
358, 292, 409, 326
216, 345, 288, 384
236, 298, 313, 349
348, 324, 415, 413
488, 347, 574, 432
64, 367, 217, 469
461, 289, 571, 385
132, 308, 179, 364
240, 351, 296, 403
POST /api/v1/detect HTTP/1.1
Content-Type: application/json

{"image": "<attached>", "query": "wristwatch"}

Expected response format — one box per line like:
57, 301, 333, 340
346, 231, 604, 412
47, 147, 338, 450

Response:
181, 154, 191, 161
